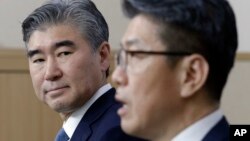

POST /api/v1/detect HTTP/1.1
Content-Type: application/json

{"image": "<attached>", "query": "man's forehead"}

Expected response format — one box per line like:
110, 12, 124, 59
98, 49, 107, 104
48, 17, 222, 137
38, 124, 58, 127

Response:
122, 19, 162, 50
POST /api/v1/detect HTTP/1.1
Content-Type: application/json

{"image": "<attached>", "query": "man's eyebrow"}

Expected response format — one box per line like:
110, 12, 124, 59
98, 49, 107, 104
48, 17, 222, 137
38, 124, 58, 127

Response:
54, 40, 75, 48
27, 49, 42, 58
124, 39, 139, 47
121, 38, 143, 49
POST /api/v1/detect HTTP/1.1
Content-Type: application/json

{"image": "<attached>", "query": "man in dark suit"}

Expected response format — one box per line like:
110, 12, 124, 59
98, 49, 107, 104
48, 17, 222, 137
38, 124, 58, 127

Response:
112, 0, 237, 141
21, 0, 146, 141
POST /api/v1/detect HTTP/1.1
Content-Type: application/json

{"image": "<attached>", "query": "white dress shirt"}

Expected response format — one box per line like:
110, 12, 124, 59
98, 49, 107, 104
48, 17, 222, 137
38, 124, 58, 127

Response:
172, 109, 223, 141
62, 83, 112, 140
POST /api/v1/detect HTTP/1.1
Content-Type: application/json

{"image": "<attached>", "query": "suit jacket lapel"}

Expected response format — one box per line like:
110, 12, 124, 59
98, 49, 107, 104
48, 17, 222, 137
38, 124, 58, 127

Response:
70, 88, 116, 141
70, 121, 91, 141
84, 88, 116, 123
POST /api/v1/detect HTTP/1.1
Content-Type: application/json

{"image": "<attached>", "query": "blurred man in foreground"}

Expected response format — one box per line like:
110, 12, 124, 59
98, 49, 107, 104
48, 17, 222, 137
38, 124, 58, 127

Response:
112, 0, 237, 140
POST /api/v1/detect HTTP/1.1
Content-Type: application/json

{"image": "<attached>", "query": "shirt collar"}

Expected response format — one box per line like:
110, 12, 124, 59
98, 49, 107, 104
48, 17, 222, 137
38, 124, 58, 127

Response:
63, 83, 112, 138
172, 109, 223, 141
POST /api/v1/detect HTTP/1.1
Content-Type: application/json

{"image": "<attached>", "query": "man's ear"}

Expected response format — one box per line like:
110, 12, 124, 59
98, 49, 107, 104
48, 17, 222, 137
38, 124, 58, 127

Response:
179, 54, 209, 98
98, 41, 111, 72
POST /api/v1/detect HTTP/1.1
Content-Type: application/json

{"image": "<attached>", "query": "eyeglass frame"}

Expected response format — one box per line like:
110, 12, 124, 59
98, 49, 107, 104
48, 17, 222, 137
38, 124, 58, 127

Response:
115, 48, 193, 70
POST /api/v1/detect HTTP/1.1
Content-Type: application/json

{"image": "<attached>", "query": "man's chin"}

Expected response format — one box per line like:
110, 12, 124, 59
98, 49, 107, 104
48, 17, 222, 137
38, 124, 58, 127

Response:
122, 120, 147, 140
47, 101, 67, 112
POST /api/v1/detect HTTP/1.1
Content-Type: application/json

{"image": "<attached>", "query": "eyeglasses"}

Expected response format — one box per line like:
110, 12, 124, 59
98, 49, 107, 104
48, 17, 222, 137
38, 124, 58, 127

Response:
115, 48, 192, 72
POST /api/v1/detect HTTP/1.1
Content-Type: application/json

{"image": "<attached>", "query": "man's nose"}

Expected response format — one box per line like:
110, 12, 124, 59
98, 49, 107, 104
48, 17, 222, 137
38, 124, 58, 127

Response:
44, 58, 62, 81
111, 66, 128, 86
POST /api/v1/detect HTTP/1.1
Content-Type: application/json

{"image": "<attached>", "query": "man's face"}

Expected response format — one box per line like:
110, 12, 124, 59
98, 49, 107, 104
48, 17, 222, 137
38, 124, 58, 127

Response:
27, 24, 106, 114
112, 15, 183, 139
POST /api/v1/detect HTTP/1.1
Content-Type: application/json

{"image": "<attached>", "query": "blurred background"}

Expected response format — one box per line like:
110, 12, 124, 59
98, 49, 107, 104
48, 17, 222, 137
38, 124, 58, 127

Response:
0, 0, 249, 141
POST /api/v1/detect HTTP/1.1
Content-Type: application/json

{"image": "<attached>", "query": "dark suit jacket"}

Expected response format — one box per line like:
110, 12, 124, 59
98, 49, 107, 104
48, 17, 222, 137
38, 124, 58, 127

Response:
70, 88, 147, 141
202, 117, 229, 141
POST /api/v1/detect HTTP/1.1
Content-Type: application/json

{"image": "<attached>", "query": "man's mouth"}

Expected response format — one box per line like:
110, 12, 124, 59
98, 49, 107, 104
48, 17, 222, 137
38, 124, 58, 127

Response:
44, 85, 69, 95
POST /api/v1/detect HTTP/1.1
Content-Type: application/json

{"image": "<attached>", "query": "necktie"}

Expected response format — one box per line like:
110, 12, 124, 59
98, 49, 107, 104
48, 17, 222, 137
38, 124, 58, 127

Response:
55, 128, 69, 141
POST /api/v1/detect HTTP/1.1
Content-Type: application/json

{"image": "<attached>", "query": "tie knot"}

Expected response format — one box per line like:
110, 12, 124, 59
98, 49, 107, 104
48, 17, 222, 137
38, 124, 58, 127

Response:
55, 128, 69, 141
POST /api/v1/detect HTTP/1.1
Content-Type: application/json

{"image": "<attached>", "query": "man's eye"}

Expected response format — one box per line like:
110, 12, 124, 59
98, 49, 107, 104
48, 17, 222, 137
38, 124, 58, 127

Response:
129, 52, 145, 60
58, 52, 72, 57
33, 58, 45, 63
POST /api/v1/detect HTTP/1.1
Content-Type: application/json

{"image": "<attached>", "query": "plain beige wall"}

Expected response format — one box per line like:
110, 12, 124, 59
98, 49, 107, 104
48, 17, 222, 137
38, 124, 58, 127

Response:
0, 0, 249, 125
0, 0, 44, 48
222, 60, 250, 124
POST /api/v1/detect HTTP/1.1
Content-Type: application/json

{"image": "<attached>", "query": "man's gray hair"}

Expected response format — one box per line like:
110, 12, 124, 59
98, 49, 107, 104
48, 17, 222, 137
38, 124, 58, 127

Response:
22, 0, 109, 50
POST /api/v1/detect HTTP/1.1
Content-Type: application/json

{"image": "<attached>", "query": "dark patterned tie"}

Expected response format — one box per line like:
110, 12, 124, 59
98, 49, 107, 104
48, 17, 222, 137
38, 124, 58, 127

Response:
55, 128, 69, 141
